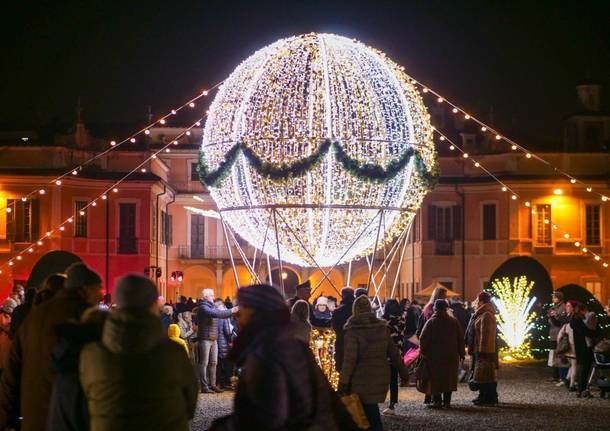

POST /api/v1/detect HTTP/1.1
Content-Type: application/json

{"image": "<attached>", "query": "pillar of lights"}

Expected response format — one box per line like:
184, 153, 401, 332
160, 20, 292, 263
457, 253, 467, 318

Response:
201, 33, 436, 267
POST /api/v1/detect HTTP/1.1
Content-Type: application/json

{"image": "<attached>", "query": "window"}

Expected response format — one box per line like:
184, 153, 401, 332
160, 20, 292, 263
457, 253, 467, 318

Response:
482, 203, 497, 240
118, 203, 137, 254
161, 210, 173, 246
428, 205, 461, 254
586, 205, 601, 246
536, 204, 552, 246
191, 163, 199, 181
74, 201, 88, 237
6, 199, 39, 242
190, 214, 205, 258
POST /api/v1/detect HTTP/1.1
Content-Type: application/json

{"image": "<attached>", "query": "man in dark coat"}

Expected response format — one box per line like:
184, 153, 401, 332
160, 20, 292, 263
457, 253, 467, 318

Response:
80, 274, 198, 431
197, 288, 237, 393
210, 284, 357, 431
0, 263, 103, 431
331, 287, 355, 371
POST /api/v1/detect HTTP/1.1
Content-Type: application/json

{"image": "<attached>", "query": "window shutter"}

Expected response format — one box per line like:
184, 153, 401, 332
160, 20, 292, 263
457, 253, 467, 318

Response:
453, 205, 463, 240
427, 205, 436, 240
30, 199, 40, 241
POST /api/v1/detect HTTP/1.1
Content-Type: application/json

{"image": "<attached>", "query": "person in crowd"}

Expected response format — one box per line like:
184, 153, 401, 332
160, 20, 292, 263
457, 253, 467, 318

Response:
224, 296, 233, 310
417, 287, 448, 337
80, 274, 197, 431
354, 287, 368, 298
287, 280, 312, 308
568, 301, 598, 398
102, 293, 112, 308
175, 295, 188, 317
13, 286, 25, 306
339, 296, 408, 431
403, 299, 419, 352
467, 291, 498, 406
210, 284, 356, 431
186, 297, 196, 311
215, 299, 234, 390
557, 300, 578, 389
10, 288, 36, 337
419, 299, 465, 408
197, 288, 238, 393
160, 304, 173, 331
177, 311, 195, 340
331, 287, 355, 371
548, 291, 569, 383
449, 296, 471, 381
327, 296, 337, 313
0, 300, 16, 317
0, 262, 103, 431
0, 303, 12, 377
7, 294, 20, 308
313, 296, 332, 323
382, 299, 406, 413
291, 299, 312, 344
47, 307, 108, 431
34, 273, 67, 306
168, 323, 189, 356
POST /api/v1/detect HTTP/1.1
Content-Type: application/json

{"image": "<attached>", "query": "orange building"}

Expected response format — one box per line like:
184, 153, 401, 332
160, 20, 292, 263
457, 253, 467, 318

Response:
0, 83, 608, 304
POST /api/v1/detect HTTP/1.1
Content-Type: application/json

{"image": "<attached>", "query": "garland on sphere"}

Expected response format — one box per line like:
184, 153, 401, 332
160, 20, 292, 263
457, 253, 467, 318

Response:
198, 140, 438, 190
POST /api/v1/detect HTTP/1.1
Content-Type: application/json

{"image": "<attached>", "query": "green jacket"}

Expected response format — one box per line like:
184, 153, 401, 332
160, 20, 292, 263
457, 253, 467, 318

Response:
80, 309, 198, 431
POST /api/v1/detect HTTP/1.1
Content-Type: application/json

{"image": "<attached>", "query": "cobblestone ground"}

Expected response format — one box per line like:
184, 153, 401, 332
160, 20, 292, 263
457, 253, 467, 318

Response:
192, 363, 610, 430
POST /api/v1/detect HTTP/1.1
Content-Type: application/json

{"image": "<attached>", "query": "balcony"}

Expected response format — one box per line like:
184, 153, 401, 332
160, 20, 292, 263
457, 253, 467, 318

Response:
177, 244, 256, 260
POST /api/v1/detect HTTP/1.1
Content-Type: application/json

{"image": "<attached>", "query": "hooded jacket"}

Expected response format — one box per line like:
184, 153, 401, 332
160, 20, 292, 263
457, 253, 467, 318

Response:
168, 324, 189, 356
0, 288, 89, 431
79, 310, 198, 431
339, 311, 407, 404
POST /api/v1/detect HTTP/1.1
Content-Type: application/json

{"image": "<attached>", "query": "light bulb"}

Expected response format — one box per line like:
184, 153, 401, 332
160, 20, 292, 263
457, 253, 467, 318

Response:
68, 217, 73, 223
502, 186, 507, 192
130, 138, 136, 143
595, 256, 601, 261
439, 136, 445, 141
195, 121, 201, 126
159, 119, 166, 125
202, 90, 209, 96
91, 201, 96, 207
452, 108, 458, 113
113, 188, 118, 193
481, 126, 487, 132
495, 134, 501, 140
526, 153, 532, 158
422, 88, 429, 93
186, 131, 191, 136
462, 153, 469, 158
474, 162, 480, 167
511, 195, 517, 200
21, 197, 27, 202
563, 233, 569, 239
165, 148, 170, 153
570, 178, 576, 184
511, 145, 517, 150
59, 226, 65, 231
582, 247, 588, 253
144, 130, 150, 135
189, 102, 195, 108
602, 196, 608, 202
524, 201, 531, 207
464, 114, 470, 120
37, 240, 43, 246
6, 208, 11, 213
110, 140, 117, 146
39, 189, 46, 195
574, 241, 580, 247
586, 187, 592, 192
449, 145, 455, 150
171, 109, 177, 115
16, 256, 22, 261
437, 97, 444, 103
101, 195, 107, 200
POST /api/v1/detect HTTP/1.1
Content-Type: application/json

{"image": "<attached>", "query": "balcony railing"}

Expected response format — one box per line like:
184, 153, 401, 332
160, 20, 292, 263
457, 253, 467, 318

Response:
177, 244, 256, 260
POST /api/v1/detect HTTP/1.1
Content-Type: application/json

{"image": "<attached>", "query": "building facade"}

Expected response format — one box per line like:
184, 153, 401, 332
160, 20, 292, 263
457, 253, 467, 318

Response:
0, 83, 608, 303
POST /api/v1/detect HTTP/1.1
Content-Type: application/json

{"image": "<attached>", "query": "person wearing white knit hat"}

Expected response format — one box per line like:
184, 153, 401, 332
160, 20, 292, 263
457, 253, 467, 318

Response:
313, 296, 331, 325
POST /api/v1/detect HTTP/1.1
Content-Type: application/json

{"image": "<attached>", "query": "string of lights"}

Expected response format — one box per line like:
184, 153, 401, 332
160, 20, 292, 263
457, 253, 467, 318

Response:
407, 76, 609, 203
0, 115, 208, 276
1, 81, 223, 214
432, 129, 608, 270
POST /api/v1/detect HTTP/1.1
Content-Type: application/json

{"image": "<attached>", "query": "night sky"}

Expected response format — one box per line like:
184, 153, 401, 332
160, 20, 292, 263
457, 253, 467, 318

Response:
2, 0, 609, 145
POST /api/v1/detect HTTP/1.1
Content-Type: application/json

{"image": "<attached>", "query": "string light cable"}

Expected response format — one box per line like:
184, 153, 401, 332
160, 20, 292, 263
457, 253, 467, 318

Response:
0, 81, 223, 214
433, 129, 608, 270
0, 115, 209, 275
409, 76, 609, 203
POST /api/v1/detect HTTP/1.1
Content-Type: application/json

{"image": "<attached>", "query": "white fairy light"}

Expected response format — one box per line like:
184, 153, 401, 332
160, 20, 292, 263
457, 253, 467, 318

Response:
201, 33, 435, 267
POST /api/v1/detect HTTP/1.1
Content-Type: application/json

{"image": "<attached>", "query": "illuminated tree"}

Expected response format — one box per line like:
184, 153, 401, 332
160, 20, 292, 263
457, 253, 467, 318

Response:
491, 276, 537, 361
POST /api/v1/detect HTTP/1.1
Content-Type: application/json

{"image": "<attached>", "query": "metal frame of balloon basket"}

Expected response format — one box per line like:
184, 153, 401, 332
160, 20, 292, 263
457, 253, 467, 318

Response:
218, 203, 415, 309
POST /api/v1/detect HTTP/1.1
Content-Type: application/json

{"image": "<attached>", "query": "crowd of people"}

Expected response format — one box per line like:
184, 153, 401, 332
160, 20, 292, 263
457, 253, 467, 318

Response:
0, 264, 607, 430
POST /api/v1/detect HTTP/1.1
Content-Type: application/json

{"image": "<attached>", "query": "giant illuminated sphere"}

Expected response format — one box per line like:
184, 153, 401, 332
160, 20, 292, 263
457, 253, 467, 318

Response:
201, 33, 436, 267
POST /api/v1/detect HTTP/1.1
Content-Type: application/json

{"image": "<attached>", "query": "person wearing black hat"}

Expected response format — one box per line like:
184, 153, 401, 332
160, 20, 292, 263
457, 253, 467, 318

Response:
419, 299, 465, 408
0, 262, 103, 431
331, 287, 355, 371
210, 284, 357, 431
80, 274, 198, 431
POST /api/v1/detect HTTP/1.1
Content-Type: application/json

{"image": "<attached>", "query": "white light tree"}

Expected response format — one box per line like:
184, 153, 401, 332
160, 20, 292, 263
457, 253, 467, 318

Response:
491, 276, 537, 361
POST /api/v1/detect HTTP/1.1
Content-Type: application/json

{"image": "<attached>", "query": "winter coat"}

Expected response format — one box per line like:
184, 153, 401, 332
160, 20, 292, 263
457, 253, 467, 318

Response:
177, 312, 195, 341
548, 302, 568, 343
386, 315, 406, 350
0, 288, 89, 431
291, 317, 312, 345
216, 323, 355, 431
339, 312, 408, 404
47, 320, 102, 431
168, 324, 189, 356
404, 305, 419, 337
197, 300, 232, 341
9, 302, 32, 337
160, 313, 172, 332
80, 309, 198, 431
0, 324, 11, 371
557, 322, 576, 357
570, 315, 597, 362
330, 298, 353, 371
419, 310, 465, 394
472, 302, 497, 384
217, 318, 232, 359
449, 303, 472, 334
